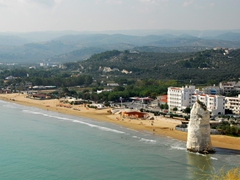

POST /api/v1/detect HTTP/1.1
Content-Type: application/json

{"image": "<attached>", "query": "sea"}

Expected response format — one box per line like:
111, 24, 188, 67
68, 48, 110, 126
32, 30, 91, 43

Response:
0, 100, 240, 180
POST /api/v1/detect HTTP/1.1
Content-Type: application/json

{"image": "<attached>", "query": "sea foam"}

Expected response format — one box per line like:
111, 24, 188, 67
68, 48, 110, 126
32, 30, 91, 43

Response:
3, 104, 18, 109
210, 157, 218, 160
170, 146, 186, 151
139, 138, 157, 143
22, 109, 126, 134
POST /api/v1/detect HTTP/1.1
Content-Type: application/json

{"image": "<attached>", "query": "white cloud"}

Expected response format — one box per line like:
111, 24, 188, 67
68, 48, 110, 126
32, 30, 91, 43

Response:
0, 0, 63, 8
30, 0, 64, 7
210, 2, 214, 7
105, 0, 122, 4
0, 0, 13, 7
95, 0, 101, 4
139, 0, 154, 3
139, 0, 169, 6
0, 0, 240, 32
182, 0, 194, 7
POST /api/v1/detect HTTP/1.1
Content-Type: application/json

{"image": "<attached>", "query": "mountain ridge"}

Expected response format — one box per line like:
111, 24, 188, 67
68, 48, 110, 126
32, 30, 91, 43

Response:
1, 31, 240, 64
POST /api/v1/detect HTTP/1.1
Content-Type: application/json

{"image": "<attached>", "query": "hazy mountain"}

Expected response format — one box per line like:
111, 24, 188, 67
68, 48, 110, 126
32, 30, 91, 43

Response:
50, 43, 135, 63
48, 34, 240, 63
146, 38, 240, 47
0, 31, 82, 43
95, 29, 240, 38
1, 29, 240, 43
1, 31, 240, 64
214, 32, 240, 42
55, 33, 240, 47
0, 35, 29, 46
0, 40, 80, 63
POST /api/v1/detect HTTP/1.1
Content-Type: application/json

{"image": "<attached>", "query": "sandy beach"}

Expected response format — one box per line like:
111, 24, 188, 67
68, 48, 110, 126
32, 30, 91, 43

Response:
0, 93, 239, 151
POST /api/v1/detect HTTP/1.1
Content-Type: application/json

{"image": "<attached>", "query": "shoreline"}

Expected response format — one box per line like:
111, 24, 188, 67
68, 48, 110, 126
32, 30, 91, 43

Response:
0, 93, 240, 151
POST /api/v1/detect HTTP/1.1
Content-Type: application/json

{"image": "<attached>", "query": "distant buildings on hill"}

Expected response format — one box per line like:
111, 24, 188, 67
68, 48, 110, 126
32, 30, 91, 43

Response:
219, 81, 240, 94
202, 86, 221, 95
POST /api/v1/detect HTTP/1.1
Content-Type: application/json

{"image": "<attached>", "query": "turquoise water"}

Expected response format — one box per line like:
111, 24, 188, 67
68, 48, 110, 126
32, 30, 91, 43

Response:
0, 100, 239, 180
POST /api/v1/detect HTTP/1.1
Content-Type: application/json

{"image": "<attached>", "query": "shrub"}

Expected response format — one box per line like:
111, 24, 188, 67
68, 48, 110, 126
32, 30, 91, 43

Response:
208, 167, 240, 180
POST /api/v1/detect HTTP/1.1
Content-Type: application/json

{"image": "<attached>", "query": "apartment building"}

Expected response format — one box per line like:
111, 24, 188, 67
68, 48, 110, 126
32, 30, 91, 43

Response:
197, 94, 225, 116
225, 95, 240, 114
219, 81, 240, 94
168, 86, 225, 116
167, 86, 195, 111
202, 86, 222, 95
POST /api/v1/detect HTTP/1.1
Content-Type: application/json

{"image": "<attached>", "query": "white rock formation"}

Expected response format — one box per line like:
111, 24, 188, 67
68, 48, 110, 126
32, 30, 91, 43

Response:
186, 100, 215, 153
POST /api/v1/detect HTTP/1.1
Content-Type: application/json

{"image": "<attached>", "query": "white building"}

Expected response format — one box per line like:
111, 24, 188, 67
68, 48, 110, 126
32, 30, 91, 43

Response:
5, 76, 15, 80
197, 94, 225, 116
168, 86, 225, 116
121, 69, 132, 74
25, 81, 32, 88
103, 67, 119, 73
107, 83, 119, 87
202, 86, 221, 95
225, 95, 240, 114
167, 86, 196, 110
219, 81, 240, 94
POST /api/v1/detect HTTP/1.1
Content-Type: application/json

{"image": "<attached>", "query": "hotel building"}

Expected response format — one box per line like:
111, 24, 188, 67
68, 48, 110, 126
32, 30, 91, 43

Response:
168, 86, 225, 116
225, 95, 240, 114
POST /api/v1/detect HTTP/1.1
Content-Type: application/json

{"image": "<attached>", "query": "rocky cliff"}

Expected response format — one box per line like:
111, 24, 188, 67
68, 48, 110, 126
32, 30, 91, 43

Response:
186, 100, 215, 153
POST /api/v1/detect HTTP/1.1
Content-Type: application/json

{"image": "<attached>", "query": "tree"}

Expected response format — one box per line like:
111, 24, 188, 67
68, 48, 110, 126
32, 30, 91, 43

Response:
104, 101, 110, 107
113, 86, 125, 91
173, 107, 178, 112
184, 106, 191, 114
163, 103, 169, 110
160, 104, 165, 110
84, 75, 93, 86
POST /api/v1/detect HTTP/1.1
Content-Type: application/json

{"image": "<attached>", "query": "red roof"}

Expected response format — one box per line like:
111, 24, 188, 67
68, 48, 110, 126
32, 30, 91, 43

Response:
159, 95, 168, 103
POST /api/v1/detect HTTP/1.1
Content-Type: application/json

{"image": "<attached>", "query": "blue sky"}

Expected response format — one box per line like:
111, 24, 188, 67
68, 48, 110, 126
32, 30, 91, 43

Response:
0, 0, 239, 32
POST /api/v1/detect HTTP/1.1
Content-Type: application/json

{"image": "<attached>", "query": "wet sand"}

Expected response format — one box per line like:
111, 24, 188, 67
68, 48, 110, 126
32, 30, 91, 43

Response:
0, 93, 239, 151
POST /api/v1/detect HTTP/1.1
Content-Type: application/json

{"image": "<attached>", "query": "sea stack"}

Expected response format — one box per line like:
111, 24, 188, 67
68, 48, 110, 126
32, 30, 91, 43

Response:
186, 100, 215, 153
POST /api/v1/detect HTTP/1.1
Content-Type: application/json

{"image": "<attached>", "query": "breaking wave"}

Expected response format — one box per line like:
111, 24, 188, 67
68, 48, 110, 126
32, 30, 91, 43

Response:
22, 110, 126, 134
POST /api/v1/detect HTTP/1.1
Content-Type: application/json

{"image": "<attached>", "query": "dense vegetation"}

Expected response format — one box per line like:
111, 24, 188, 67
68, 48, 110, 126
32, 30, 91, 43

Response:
1, 48, 240, 102
0, 65, 179, 101
217, 121, 240, 137
64, 48, 240, 85
132, 46, 207, 53
0, 68, 93, 87
78, 50, 195, 80
68, 79, 178, 102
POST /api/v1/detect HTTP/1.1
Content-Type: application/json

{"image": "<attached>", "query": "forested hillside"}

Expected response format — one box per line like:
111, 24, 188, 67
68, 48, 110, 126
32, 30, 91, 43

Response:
66, 48, 240, 85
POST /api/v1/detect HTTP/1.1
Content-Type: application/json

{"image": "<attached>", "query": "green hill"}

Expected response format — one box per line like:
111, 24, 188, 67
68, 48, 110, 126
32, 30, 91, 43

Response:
66, 48, 240, 85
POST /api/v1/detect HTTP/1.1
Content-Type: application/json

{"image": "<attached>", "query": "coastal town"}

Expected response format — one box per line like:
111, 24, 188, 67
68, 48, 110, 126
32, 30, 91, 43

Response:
1, 79, 240, 117
0, 78, 240, 151
1, 0, 240, 179
1, 48, 240, 178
